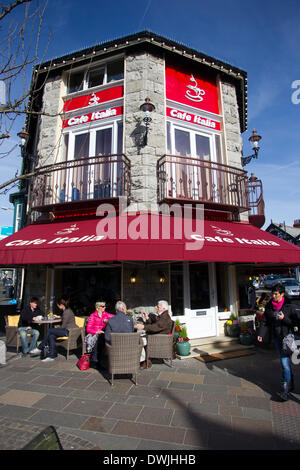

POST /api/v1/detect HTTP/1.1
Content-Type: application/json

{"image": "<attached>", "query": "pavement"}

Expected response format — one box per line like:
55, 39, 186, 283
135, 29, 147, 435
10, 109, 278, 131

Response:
1, 337, 300, 451
0, 290, 300, 451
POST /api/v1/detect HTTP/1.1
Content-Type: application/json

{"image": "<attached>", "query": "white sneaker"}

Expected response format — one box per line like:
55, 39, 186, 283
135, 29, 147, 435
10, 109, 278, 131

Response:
29, 348, 41, 355
41, 357, 55, 362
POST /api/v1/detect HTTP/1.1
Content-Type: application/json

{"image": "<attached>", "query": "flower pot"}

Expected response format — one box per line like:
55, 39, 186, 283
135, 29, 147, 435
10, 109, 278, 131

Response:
226, 323, 240, 338
176, 341, 191, 356
239, 333, 254, 346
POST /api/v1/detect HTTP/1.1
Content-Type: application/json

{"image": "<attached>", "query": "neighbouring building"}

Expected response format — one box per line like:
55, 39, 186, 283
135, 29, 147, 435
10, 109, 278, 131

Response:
266, 220, 300, 247
1, 31, 300, 340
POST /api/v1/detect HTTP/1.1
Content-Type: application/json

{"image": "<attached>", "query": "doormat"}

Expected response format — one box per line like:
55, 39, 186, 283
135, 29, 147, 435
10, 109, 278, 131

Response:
194, 348, 255, 363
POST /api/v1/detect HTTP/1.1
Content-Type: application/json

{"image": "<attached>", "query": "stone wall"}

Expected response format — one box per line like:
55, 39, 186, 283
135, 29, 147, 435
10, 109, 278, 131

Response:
221, 81, 248, 222
37, 75, 65, 167
124, 52, 166, 211
220, 81, 243, 168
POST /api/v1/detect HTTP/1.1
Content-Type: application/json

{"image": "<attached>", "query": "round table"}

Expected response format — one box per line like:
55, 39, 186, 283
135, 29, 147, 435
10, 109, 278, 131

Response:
33, 318, 62, 337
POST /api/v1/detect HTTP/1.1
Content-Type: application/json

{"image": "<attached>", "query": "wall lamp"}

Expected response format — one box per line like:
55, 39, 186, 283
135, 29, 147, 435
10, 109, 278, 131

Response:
17, 127, 30, 149
139, 97, 155, 146
241, 129, 262, 167
130, 272, 137, 284
158, 271, 166, 284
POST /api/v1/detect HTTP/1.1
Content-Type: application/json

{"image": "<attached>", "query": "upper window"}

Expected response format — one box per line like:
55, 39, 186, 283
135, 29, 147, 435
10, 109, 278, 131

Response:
67, 59, 124, 94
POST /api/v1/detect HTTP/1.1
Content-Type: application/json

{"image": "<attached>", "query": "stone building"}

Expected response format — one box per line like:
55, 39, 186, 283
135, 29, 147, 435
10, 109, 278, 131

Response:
1, 31, 300, 340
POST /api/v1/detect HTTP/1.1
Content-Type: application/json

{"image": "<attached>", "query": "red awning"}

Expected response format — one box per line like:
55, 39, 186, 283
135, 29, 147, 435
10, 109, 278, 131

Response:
0, 214, 300, 265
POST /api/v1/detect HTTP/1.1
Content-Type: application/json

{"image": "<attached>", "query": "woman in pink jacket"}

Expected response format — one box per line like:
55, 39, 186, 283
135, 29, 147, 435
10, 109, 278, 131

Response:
85, 301, 114, 368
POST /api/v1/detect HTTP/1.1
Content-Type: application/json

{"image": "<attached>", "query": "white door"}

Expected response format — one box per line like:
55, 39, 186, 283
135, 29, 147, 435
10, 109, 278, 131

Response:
184, 262, 217, 339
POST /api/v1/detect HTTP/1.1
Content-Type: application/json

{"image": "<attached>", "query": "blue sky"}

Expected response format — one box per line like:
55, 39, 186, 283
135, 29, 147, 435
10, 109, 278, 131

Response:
1, 0, 300, 230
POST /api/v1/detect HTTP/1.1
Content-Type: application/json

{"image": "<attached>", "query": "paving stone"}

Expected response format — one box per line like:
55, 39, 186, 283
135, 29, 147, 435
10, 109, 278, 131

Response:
219, 405, 244, 417
158, 371, 204, 384
0, 389, 45, 407
137, 438, 199, 450
105, 403, 143, 421
201, 391, 238, 406
29, 409, 88, 429
81, 416, 117, 433
231, 416, 273, 435
136, 406, 174, 425
33, 394, 74, 411
111, 420, 185, 444
63, 398, 114, 417
183, 429, 209, 448
0, 404, 38, 420
30, 375, 71, 387
237, 395, 271, 410
127, 395, 167, 408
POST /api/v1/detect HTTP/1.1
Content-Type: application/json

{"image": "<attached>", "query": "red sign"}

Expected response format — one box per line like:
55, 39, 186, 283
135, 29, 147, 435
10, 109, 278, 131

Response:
166, 63, 219, 115
62, 106, 123, 128
166, 107, 221, 131
63, 85, 123, 113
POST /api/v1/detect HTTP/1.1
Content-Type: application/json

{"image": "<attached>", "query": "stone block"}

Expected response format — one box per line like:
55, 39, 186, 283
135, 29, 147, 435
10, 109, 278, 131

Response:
0, 340, 6, 365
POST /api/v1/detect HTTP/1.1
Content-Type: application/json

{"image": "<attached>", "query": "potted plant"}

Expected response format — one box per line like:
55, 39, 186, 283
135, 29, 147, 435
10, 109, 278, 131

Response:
174, 319, 181, 342
225, 313, 240, 338
176, 325, 191, 356
239, 322, 254, 346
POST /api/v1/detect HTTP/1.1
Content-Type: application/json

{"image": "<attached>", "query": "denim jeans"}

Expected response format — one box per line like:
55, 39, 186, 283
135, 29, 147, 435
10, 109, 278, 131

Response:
18, 327, 40, 354
274, 337, 292, 383
38, 328, 69, 359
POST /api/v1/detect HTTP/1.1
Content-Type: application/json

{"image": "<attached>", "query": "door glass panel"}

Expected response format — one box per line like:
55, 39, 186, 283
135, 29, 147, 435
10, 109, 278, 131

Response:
189, 263, 210, 309
195, 134, 210, 160
174, 128, 191, 156
174, 129, 191, 198
171, 263, 184, 316
96, 128, 112, 155
74, 133, 89, 159
95, 128, 112, 198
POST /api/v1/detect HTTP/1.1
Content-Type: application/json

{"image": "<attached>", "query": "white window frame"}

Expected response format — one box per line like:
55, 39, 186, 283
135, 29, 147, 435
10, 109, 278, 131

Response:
66, 56, 124, 95
60, 118, 123, 201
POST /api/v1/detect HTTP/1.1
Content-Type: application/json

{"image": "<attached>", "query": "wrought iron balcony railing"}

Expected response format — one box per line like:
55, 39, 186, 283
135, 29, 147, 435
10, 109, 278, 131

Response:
157, 154, 249, 215
30, 154, 131, 211
246, 177, 265, 228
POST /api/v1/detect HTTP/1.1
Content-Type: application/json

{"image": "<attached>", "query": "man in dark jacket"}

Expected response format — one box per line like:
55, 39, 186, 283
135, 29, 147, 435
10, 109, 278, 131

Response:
135, 300, 173, 368
18, 296, 43, 357
104, 301, 134, 343
258, 283, 297, 401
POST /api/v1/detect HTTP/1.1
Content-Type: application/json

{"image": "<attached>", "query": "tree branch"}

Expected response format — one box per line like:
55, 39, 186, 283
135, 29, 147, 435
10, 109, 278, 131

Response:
0, 0, 31, 21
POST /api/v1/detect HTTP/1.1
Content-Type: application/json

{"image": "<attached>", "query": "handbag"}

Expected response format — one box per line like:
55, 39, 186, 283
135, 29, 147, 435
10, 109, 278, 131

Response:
77, 353, 91, 371
40, 345, 50, 360
282, 333, 298, 355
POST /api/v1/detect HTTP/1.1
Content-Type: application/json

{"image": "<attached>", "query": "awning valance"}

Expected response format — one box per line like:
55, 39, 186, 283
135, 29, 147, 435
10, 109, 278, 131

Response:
0, 214, 299, 265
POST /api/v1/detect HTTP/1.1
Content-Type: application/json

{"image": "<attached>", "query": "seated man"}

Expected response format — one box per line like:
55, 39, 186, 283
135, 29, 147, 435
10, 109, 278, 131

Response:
104, 301, 134, 343
18, 296, 43, 357
135, 300, 173, 368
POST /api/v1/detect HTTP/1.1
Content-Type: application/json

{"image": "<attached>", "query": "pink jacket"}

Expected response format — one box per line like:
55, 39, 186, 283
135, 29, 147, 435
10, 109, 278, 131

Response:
86, 310, 114, 335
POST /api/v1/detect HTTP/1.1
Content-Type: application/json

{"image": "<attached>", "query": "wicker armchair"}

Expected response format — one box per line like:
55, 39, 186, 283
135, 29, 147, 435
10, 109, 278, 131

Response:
106, 333, 143, 386
55, 316, 86, 360
146, 321, 175, 368
5, 315, 31, 353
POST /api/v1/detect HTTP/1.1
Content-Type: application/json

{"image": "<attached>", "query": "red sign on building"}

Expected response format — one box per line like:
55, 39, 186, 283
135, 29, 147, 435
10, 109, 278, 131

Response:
63, 85, 123, 113
165, 63, 219, 115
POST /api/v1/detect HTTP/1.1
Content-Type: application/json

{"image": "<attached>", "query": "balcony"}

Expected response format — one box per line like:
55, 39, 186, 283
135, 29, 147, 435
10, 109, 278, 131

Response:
246, 177, 265, 228
30, 154, 131, 213
157, 155, 249, 219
